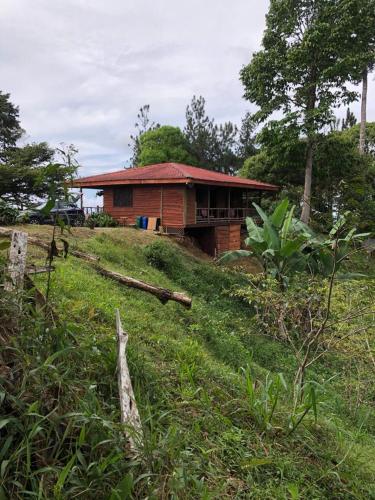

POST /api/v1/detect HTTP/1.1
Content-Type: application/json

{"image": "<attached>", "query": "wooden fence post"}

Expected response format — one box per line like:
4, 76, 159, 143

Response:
4, 230, 28, 292
115, 309, 143, 452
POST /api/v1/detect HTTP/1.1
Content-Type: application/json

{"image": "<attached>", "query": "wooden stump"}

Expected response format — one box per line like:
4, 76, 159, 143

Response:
4, 231, 28, 292
116, 309, 143, 452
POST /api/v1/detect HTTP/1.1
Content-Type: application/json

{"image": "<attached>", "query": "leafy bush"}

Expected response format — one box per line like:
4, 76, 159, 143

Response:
234, 274, 327, 342
144, 239, 186, 277
0, 199, 19, 225
85, 212, 118, 228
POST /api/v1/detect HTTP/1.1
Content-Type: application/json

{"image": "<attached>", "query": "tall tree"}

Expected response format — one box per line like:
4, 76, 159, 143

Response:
128, 105, 159, 165
184, 95, 217, 169
184, 95, 248, 173
0, 93, 78, 208
214, 121, 239, 174
359, 69, 368, 154
0, 91, 24, 157
355, 0, 375, 154
237, 112, 257, 160
240, 0, 371, 223
0, 143, 76, 208
341, 108, 357, 130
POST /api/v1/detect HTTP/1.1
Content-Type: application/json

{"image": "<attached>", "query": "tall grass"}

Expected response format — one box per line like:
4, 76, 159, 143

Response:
1, 229, 375, 498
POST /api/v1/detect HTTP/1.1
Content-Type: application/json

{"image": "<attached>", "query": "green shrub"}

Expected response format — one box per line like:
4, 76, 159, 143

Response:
144, 239, 186, 277
85, 212, 118, 228
0, 199, 19, 225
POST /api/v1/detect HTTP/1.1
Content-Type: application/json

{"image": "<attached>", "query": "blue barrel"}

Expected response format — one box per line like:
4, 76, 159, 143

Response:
141, 216, 148, 229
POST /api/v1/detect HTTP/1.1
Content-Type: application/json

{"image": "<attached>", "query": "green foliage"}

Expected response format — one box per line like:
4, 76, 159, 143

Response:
240, 124, 375, 232
0, 91, 23, 155
240, 0, 370, 129
144, 239, 185, 274
242, 366, 287, 430
3, 147, 78, 209
0, 300, 130, 499
128, 104, 160, 165
138, 125, 196, 166
241, 366, 320, 435
220, 200, 369, 287
129, 97, 257, 172
1, 228, 375, 498
0, 92, 79, 208
85, 212, 119, 228
240, 0, 375, 220
219, 200, 313, 285
342, 121, 375, 156
0, 199, 19, 225
184, 95, 255, 173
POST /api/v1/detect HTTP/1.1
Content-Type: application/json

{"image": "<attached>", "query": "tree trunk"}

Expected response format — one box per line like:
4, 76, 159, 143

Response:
301, 139, 314, 224
359, 68, 368, 154
301, 76, 317, 224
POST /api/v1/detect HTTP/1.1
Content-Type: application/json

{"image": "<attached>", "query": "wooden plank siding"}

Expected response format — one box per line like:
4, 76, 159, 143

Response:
161, 185, 185, 227
185, 186, 196, 225
103, 186, 161, 224
103, 185, 187, 227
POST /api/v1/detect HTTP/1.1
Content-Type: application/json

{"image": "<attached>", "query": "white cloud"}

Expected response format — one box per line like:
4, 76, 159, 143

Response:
0, 0, 373, 206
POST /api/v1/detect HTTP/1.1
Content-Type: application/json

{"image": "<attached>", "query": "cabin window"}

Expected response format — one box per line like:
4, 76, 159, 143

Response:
113, 187, 133, 207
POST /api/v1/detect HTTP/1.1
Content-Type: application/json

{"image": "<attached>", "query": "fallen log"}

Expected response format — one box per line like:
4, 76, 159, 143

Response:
26, 265, 55, 275
92, 264, 192, 308
0, 228, 99, 262
28, 236, 99, 262
0, 227, 191, 308
116, 309, 143, 453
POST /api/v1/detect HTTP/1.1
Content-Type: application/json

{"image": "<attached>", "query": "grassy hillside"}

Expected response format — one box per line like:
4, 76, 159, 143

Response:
1, 226, 375, 499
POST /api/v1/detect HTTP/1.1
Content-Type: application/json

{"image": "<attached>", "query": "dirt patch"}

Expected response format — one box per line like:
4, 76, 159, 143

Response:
223, 256, 263, 274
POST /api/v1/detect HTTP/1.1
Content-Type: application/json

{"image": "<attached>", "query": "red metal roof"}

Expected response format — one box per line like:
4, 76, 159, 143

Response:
72, 163, 278, 191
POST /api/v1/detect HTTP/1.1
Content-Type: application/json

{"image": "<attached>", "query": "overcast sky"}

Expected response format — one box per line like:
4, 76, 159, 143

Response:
1, 0, 374, 204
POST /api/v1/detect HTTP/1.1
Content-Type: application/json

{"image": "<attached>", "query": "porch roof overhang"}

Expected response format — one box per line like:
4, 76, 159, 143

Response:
71, 162, 279, 192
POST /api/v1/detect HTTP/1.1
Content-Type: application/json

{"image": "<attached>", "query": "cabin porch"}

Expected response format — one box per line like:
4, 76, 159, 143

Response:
190, 185, 262, 225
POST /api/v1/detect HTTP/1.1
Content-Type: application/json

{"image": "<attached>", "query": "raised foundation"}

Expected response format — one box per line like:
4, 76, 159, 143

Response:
187, 222, 241, 257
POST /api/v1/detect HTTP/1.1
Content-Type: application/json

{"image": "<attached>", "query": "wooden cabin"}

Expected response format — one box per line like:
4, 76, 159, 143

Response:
73, 163, 278, 256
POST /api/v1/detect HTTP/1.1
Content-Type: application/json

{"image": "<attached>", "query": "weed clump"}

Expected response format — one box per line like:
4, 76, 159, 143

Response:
86, 212, 118, 228
144, 240, 187, 278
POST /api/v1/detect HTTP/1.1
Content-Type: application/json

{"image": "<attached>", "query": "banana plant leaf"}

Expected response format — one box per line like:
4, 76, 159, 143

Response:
270, 198, 289, 228
217, 250, 253, 264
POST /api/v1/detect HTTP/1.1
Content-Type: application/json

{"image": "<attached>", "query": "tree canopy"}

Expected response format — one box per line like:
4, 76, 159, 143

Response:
240, 0, 375, 222
128, 105, 160, 165
0, 91, 24, 156
184, 95, 255, 173
137, 126, 196, 166
0, 92, 78, 208
241, 122, 375, 231
130, 96, 257, 173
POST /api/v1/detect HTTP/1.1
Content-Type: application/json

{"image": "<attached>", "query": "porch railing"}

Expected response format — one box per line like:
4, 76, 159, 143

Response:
196, 207, 257, 223
83, 206, 104, 216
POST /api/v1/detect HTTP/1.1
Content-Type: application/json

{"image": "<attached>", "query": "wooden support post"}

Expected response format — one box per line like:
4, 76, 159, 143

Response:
160, 186, 164, 226
80, 187, 83, 209
115, 309, 143, 453
207, 187, 210, 223
4, 231, 28, 292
